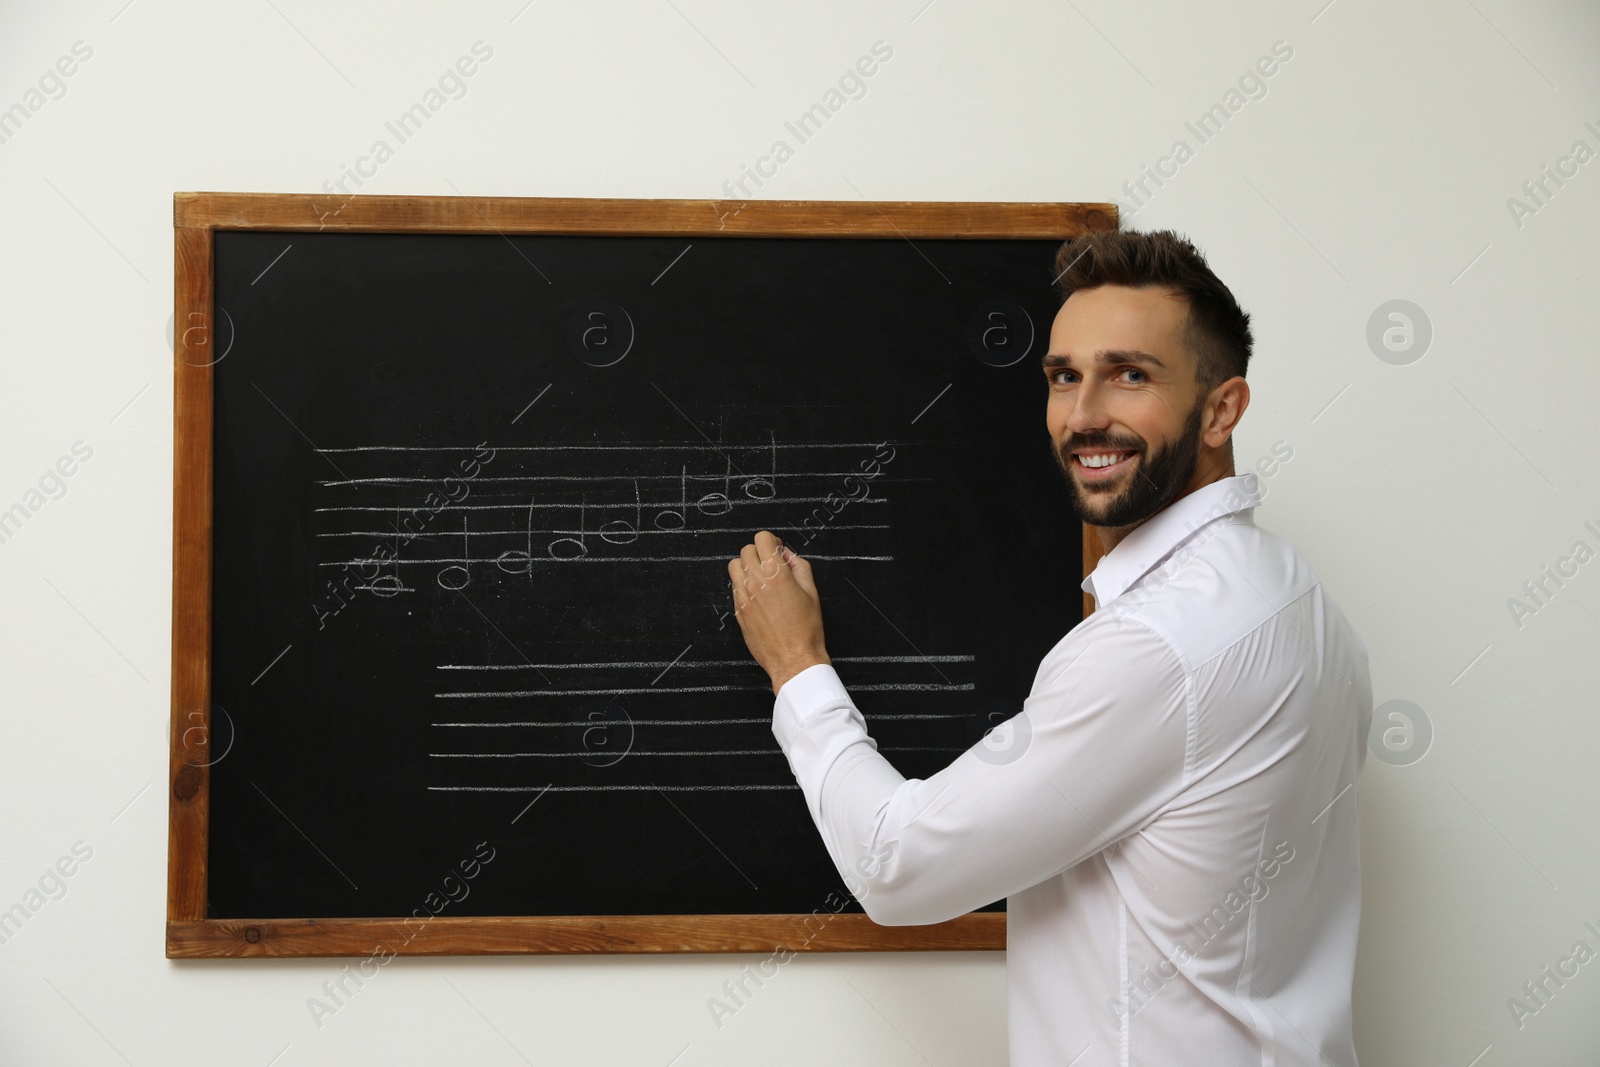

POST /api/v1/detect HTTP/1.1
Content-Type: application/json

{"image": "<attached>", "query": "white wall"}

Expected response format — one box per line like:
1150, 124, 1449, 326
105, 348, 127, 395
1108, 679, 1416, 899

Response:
2, 1, 1597, 1063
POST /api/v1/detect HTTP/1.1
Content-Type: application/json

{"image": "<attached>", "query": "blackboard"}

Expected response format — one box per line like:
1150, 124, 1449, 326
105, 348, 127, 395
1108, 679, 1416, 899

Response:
168, 193, 1114, 957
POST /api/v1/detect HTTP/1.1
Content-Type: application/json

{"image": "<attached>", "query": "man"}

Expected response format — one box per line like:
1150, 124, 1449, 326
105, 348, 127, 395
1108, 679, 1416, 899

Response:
728, 229, 1372, 1065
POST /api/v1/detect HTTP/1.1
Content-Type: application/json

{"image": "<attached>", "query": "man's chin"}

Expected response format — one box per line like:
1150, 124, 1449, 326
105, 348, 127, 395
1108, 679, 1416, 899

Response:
1065, 486, 1121, 522
1075, 499, 1128, 526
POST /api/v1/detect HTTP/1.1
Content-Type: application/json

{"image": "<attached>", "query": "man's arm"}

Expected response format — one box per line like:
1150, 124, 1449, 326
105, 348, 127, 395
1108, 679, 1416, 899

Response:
770, 625, 1189, 926
730, 530, 1190, 925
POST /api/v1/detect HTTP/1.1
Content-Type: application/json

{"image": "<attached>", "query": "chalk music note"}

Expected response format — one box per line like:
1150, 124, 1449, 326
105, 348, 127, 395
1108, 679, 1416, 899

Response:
598, 480, 641, 545
367, 508, 406, 596
653, 467, 688, 531
370, 553, 404, 596
437, 514, 473, 590
696, 457, 733, 517
696, 437, 779, 515
494, 497, 535, 575
740, 432, 778, 501
548, 496, 589, 560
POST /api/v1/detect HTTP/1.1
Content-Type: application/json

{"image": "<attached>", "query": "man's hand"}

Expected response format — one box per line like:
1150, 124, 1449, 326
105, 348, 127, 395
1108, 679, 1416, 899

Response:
728, 530, 830, 695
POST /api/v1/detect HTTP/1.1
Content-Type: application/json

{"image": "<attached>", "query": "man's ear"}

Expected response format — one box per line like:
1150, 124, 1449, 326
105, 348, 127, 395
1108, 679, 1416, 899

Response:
1202, 376, 1250, 449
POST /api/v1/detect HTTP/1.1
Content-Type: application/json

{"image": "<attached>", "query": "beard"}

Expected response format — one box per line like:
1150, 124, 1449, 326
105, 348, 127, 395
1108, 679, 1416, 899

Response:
1053, 398, 1204, 528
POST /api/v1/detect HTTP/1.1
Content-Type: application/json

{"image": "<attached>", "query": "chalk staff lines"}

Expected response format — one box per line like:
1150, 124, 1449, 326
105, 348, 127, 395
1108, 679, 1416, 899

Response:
311, 439, 899, 584
308, 443, 958, 794
430, 654, 976, 793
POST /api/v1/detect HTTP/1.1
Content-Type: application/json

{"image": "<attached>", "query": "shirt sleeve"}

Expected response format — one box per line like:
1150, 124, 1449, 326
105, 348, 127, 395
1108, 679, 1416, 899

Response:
771, 619, 1191, 926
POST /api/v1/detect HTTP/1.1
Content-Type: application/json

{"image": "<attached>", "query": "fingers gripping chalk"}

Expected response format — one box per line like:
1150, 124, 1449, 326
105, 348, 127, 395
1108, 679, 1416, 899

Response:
727, 530, 829, 692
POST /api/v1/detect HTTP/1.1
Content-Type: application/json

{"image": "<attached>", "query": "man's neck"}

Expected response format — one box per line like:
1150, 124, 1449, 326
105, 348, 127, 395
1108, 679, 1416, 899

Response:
1092, 461, 1236, 555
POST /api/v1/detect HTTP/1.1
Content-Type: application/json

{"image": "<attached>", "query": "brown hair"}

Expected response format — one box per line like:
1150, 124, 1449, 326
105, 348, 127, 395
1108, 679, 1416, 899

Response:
1051, 229, 1253, 390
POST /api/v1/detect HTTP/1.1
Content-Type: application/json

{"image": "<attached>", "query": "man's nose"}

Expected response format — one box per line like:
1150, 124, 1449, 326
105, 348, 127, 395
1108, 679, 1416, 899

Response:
1063, 380, 1112, 436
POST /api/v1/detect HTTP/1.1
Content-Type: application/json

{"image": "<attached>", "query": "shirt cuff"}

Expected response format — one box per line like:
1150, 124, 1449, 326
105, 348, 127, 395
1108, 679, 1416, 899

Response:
772, 662, 855, 750
771, 662, 882, 835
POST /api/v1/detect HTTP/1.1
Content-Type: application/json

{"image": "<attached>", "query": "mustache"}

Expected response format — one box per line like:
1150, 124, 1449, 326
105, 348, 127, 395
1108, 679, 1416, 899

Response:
1059, 433, 1145, 454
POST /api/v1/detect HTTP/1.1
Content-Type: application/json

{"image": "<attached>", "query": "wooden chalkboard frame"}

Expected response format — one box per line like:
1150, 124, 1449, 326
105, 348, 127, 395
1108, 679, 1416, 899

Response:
168, 192, 1115, 958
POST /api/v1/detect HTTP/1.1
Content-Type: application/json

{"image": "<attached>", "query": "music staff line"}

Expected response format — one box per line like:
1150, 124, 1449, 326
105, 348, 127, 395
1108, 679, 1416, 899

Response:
315, 514, 890, 573
317, 523, 889, 538
317, 473, 911, 488
322, 554, 892, 568
433, 714, 974, 727
313, 498, 887, 513
315, 443, 892, 453
426, 785, 801, 792
435, 683, 976, 698
436, 655, 975, 670
427, 746, 967, 758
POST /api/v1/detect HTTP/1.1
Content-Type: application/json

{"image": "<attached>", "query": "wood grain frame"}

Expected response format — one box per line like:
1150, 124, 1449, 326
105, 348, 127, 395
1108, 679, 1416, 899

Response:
169, 192, 1115, 958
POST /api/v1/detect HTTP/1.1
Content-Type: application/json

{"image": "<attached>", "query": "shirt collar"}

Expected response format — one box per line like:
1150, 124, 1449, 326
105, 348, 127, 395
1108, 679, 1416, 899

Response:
1081, 473, 1264, 606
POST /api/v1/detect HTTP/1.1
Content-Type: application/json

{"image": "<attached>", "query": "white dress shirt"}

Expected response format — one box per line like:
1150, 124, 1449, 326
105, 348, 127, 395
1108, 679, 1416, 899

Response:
772, 473, 1373, 1066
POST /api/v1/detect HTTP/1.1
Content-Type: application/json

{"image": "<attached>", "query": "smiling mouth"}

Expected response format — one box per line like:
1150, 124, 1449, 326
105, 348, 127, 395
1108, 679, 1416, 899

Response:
1071, 450, 1137, 481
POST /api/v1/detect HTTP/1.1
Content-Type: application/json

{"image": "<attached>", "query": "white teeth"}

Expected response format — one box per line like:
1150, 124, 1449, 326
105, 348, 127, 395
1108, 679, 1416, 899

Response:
1079, 453, 1125, 469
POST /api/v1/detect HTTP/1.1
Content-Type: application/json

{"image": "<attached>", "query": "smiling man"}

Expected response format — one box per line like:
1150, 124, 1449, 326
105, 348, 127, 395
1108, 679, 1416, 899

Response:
729, 229, 1373, 1066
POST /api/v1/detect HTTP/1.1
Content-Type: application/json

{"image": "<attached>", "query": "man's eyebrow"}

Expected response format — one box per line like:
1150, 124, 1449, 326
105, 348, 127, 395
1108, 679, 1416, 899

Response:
1040, 349, 1168, 370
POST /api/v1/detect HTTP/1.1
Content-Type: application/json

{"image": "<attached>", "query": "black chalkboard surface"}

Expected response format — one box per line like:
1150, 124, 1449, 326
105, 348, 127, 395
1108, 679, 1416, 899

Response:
169, 194, 1110, 957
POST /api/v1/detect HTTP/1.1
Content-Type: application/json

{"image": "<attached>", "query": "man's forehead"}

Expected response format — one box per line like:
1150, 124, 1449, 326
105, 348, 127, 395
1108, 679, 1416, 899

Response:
1048, 287, 1191, 369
